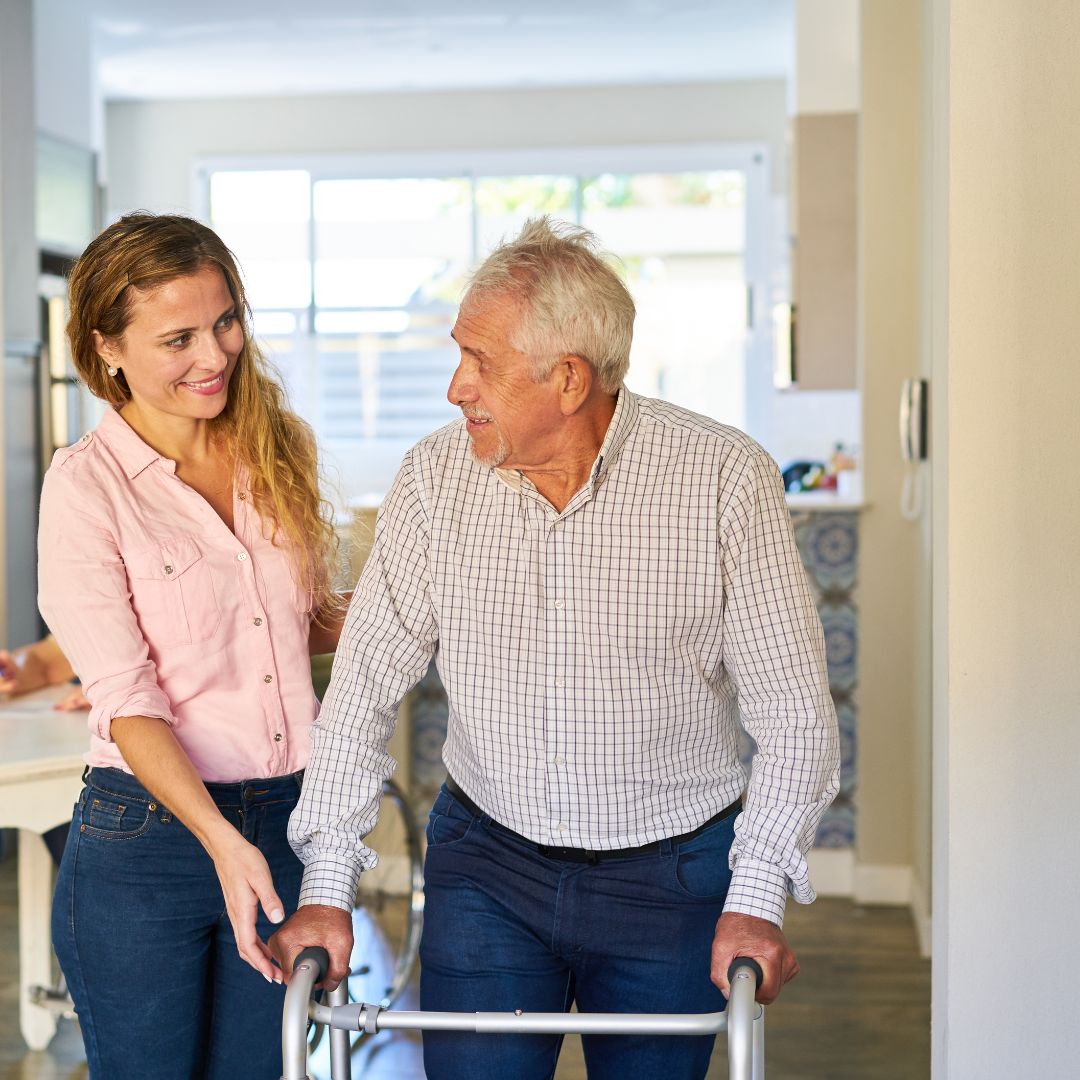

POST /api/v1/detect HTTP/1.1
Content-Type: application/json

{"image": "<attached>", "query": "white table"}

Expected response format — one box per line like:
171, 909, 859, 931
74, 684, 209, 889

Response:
0, 686, 88, 1049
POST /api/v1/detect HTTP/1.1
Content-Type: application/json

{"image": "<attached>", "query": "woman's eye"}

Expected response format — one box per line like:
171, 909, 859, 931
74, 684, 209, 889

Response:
216, 313, 236, 331
166, 333, 191, 348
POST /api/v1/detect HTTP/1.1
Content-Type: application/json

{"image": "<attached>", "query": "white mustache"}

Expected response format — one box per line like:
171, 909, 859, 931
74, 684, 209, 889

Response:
462, 409, 493, 422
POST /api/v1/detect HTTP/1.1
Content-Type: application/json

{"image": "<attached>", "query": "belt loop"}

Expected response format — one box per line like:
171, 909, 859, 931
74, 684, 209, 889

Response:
659, 836, 674, 859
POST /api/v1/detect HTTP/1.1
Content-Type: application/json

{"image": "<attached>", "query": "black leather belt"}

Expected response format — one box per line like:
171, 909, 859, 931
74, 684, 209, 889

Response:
443, 775, 741, 865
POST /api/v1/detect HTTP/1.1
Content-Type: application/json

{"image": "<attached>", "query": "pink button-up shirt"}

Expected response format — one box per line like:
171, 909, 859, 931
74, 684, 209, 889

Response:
38, 408, 318, 782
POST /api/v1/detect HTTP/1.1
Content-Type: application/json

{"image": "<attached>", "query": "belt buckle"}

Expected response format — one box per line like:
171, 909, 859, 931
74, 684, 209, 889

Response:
538, 844, 600, 865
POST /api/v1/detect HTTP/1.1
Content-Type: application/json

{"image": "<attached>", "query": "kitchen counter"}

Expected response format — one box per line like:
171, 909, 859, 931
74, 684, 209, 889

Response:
786, 491, 866, 511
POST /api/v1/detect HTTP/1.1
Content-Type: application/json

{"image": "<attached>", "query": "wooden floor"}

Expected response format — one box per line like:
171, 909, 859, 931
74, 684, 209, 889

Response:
0, 853, 929, 1078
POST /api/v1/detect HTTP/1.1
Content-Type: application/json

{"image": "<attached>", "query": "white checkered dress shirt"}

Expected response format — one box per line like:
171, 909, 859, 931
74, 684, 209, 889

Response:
291, 389, 839, 926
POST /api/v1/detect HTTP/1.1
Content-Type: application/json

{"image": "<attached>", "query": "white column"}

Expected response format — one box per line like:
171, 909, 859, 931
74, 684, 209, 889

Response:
0, 0, 40, 646
931, 0, 1080, 1074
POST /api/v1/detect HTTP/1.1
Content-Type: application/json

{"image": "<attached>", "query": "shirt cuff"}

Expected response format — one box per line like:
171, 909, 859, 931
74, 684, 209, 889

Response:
723, 859, 791, 927
298, 853, 362, 912
90, 686, 175, 743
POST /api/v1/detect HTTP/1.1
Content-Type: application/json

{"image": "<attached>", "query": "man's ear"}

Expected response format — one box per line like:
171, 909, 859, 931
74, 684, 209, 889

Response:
556, 354, 594, 416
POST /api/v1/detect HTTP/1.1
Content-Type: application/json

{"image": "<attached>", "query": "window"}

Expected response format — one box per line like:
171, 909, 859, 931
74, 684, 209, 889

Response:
204, 148, 770, 500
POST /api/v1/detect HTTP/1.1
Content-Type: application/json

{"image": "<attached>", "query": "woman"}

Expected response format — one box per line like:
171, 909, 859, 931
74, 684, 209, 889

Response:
38, 213, 345, 1079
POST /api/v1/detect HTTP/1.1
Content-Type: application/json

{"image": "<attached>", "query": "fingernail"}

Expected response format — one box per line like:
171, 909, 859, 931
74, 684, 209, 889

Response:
263, 974, 272, 983
269, 908, 284, 924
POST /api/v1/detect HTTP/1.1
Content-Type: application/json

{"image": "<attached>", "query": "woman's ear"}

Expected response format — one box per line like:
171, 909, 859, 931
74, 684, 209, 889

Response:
91, 329, 118, 364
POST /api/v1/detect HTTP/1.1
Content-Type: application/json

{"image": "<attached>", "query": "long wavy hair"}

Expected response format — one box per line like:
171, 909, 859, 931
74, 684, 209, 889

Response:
66, 212, 340, 620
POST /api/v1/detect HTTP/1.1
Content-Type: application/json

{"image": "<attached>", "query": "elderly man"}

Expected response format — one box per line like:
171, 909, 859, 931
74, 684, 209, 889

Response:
271, 217, 839, 1080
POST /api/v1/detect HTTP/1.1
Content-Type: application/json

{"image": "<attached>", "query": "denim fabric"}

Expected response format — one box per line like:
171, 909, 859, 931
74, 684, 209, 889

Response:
52, 767, 304, 1080
419, 784, 738, 1080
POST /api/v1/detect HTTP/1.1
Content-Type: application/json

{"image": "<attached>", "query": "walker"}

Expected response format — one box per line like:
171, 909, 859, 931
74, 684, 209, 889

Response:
281, 947, 766, 1079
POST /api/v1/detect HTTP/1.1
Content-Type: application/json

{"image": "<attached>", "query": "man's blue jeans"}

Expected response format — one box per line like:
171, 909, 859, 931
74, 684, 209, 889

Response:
420, 783, 737, 1079
52, 767, 304, 1080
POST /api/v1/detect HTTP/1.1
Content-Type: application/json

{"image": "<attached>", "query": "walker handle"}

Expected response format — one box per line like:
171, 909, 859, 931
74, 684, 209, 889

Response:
727, 956, 765, 989
281, 947, 332, 1079
293, 946, 330, 982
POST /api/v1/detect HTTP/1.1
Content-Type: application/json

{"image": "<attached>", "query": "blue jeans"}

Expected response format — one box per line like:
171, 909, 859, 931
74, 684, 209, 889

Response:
52, 767, 304, 1080
420, 784, 737, 1080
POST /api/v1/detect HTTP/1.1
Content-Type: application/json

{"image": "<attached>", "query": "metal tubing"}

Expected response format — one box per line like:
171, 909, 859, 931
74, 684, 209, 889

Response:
323, 1006, 728, 1037
752, 1005, 765, 1080
727, 966, 759, 1080
294, 965, 766, 1080
326, 981, 352, 1080
280, 959, 320, 1080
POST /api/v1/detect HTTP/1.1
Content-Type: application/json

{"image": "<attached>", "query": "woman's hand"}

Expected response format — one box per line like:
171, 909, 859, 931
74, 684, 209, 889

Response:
0, 649, 23, 696
109, 714, 290, 983
207, 828, 287, 983
0, 636, 75, 697
54, 686, 90, 711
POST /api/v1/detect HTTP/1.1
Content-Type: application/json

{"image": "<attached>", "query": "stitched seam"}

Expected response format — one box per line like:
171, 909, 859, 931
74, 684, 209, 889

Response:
64, 831, 104, 1078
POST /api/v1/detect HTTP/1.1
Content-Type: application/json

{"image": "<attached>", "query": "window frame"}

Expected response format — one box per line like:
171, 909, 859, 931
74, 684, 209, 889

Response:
193, 143, 778, 469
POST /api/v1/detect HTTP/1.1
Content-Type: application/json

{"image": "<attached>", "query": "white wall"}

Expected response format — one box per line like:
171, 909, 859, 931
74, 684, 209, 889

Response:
932, 0, 1080, 1074
105, 80, 791, 213
33, 0, 99, 150
796, 0, 861, 112
857, 0, 924, 918
1, 0, 40, 645
105, 79, 860, 467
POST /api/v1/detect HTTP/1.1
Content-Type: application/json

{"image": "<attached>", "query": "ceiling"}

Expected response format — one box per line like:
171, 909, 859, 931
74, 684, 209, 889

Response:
82, 0, 793, 101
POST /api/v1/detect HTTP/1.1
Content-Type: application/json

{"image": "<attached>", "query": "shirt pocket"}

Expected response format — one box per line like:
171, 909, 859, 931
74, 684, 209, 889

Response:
126, 536, 221, 648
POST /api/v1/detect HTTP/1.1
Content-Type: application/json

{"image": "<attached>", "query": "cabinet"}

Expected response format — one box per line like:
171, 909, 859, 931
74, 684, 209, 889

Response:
793, 112, 858, 390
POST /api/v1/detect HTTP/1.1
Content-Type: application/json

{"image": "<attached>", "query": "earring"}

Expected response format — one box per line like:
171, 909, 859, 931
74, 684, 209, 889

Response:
107, 366, 118, 377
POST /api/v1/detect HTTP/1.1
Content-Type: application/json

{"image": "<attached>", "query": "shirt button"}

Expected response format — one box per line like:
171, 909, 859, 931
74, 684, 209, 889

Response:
238, 492, 247, 500
237, 552, 248, 562
552, 521, 563, 532
254, 617, 263, 627
273, 733, 283, 742
553, 598, 564, 610
556, 823, 568, 833
554, 677, 565, 688
263, 674, 273, 683
553, 755, 565, 765
163, 565, 174, 575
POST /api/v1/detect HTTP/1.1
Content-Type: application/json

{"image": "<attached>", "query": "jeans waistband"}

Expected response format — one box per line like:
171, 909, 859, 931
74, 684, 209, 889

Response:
443, 775, 741, 865
84, 766, 304, 810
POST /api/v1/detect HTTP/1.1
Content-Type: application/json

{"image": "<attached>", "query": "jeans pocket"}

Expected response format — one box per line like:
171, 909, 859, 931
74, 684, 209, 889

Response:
80, 790, 154, 841
671, 815, 737, 899
426, 790, 476, 848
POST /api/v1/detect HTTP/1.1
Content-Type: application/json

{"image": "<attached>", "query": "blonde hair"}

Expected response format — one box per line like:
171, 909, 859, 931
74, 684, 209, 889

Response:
463, 216, 636, 393
66, 212, 340, 620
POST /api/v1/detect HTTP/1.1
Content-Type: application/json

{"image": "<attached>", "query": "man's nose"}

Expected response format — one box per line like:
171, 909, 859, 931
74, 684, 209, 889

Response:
447, 361, 475, 405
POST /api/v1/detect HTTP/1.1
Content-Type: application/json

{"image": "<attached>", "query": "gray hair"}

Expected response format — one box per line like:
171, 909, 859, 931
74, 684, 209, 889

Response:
463, 216, 635, 394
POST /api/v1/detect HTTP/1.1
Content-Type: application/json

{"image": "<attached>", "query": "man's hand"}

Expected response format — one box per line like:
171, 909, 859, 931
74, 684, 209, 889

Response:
269, 904, 354, 989
710, 911, 799, 1004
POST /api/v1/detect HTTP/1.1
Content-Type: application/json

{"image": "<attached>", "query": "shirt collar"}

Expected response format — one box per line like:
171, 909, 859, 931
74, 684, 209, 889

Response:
97, 407, 175, 479
492, 386, 640, 497
587, 386, 638, 487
